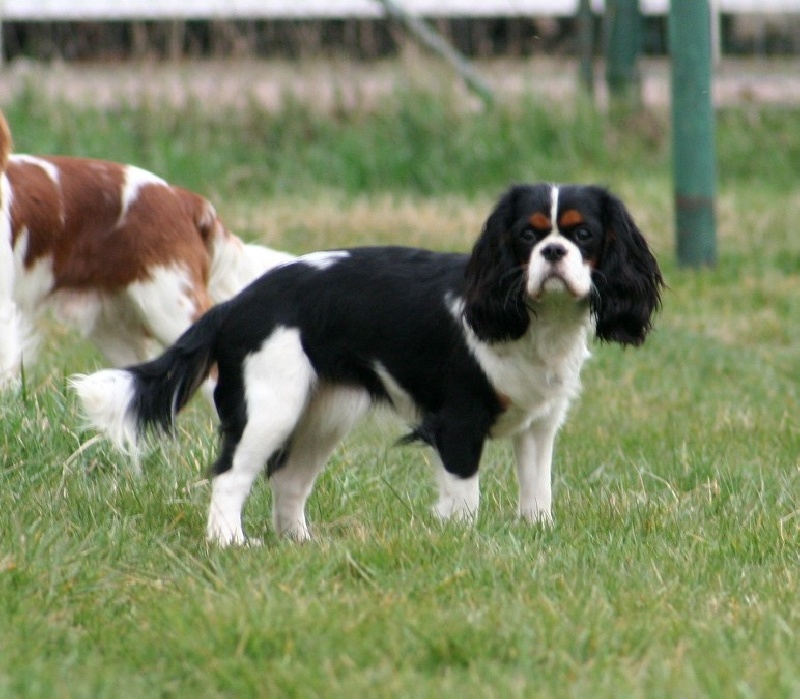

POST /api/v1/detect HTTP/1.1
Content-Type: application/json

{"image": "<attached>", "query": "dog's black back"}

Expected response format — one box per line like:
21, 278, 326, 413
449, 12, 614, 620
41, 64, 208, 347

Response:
210, 247, 502, 477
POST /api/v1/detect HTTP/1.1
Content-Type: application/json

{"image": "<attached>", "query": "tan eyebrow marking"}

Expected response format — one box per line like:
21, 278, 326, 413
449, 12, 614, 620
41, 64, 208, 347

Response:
528, 212, 551, 230
558, 209, 585, 228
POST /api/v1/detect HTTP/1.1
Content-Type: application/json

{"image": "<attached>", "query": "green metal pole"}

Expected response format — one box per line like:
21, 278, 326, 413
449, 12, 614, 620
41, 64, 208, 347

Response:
605, 0, 642, 102
670, 0, 718, 267
577, 0, 595, 97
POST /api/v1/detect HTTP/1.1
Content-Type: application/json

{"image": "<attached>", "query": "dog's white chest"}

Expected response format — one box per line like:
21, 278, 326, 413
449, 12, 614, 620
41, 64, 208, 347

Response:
469, 321, 590, 438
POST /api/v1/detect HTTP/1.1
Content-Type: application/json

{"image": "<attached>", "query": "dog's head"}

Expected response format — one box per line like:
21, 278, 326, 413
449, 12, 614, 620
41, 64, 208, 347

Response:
463, 183, 664, 345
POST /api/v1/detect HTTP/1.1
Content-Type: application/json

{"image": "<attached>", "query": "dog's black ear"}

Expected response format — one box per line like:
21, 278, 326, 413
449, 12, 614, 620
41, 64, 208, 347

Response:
591, 191, 664, 346
463, 187, 530, 342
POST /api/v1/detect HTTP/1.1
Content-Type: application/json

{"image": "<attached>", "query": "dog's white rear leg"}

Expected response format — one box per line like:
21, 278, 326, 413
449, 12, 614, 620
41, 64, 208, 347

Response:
208, 439, 278, 547
206, 328, 314, 546
270, 385, 370, 540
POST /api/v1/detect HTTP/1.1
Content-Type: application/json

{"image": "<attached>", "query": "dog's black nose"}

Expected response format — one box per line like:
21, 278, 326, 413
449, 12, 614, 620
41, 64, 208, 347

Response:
541, 243, 567, 262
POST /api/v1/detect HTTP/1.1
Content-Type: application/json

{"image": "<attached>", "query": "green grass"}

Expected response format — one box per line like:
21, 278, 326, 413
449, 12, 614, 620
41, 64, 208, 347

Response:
1, 82, 799, 697
6, 79, 800, 202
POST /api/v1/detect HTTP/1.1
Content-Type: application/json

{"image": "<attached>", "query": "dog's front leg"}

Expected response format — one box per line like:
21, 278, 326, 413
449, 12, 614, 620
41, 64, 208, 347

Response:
433, 465, 480, 523
513, 414, 564, 525
431, 424, 484, 523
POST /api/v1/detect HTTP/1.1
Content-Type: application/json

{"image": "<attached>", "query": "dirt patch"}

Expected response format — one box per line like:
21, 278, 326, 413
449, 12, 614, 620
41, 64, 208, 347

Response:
2, 56, 800, 111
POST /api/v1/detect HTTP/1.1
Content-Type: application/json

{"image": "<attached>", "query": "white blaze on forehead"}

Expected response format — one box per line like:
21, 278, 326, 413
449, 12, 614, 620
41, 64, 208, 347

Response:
549, 184, 560, 234
120, 165, 168, 222
297, 250, 350, 271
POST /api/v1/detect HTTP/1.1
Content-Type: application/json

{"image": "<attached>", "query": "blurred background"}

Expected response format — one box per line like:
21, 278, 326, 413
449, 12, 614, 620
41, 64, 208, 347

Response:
3, 1, 798, 262
1, 6, 798, 695
2, 1, 799, 111
2, 1, 800, 62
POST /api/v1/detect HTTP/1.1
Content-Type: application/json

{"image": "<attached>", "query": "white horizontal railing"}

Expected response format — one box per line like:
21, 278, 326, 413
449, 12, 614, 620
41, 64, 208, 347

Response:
0, 0, 798, 21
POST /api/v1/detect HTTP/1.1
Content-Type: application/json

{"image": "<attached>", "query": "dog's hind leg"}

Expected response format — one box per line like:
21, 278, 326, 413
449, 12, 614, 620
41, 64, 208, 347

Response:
270, 385, 371, 541
89, 299, 152, 367
207, 328, 314, 546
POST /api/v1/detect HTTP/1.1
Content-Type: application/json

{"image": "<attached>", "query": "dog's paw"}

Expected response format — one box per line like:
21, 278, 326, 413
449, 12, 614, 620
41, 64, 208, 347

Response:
433, 499, 478, 524
519, 506, 554, 527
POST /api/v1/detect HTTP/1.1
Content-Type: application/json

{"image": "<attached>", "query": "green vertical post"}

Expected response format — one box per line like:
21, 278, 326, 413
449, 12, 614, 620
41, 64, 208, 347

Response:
605, 0, 642, 102
670, 0, 717, 266
577, 0, 595, 96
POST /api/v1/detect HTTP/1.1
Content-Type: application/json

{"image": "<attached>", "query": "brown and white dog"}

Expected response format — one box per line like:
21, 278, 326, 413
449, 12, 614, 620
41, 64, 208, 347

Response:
0, 111, 292, 387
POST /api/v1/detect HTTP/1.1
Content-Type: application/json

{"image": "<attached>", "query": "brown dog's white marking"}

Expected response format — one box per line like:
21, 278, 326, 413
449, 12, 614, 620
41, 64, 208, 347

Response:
0, 111, 292, 386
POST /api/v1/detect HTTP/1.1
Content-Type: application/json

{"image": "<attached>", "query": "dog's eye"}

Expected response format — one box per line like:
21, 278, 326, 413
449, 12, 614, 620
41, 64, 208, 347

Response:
574, 226, 593, 243
520, 227, 536, 243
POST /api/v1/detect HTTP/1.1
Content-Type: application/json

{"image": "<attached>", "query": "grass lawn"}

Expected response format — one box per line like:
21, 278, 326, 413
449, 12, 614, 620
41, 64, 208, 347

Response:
1, 75, 798, 697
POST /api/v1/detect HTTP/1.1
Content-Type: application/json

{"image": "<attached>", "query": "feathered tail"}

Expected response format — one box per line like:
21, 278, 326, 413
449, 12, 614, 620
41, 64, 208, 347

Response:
70, 304, 226, 456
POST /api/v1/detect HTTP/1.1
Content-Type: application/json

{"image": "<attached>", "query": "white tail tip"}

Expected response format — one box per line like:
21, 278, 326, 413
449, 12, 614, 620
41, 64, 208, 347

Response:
70, 369, 140, 456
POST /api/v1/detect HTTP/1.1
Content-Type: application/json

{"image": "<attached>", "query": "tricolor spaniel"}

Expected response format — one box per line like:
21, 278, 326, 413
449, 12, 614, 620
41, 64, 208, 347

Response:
0, 111, 292, 387
72, 183, 664, 546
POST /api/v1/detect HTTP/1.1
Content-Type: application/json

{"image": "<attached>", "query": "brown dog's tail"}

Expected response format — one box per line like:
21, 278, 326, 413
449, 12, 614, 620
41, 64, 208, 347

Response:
0, 110, 12, 171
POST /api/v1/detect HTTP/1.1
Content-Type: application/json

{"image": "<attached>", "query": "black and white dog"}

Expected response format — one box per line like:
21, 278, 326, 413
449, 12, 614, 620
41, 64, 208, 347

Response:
71, 183, 664, 546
